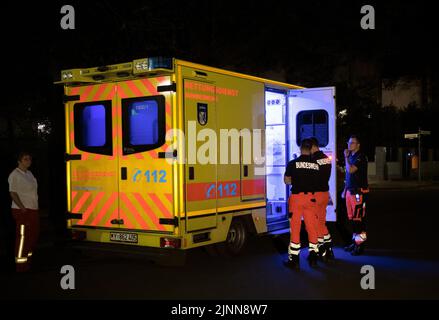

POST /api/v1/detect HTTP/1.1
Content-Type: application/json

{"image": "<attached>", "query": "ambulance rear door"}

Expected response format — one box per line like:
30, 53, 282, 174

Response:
65, 83, 120, 229
287, 87, 337, 221
117, 77, 175, 234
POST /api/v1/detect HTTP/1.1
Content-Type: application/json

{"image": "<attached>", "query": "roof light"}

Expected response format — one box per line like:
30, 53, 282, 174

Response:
134, 59, 149, 72
148, 57, 173, 70
61, 71, 73, 80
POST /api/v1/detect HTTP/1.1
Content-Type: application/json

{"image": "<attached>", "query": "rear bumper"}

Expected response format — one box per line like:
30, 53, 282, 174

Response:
68, 226, 181, 248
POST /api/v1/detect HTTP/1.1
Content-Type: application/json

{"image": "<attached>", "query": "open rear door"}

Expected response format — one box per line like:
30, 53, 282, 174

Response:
288, 87, 337, 221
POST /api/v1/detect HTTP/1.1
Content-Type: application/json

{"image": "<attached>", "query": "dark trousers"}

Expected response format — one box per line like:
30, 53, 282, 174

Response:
12, 209, 39, 272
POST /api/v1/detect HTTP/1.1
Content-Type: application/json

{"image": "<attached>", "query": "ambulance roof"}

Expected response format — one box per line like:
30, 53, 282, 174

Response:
56, 57, 304, 90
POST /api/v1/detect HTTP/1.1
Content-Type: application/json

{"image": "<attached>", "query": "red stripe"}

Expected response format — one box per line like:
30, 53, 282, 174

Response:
126, 80, 143, 96
165, 193, 173, 204
70, 87, 80, 95
148, 193, 173, 219
91, 192, 118, 226
140, 79, 158, 95
117, 84, 128, 99
105, 208, 119, 227
156, 76, 166, 83
148, 151, 158, 159
92, 84, 108, 101
132, 193, 165, 231
78, 192, 105, 225
187, 182, 218, 201
242, 179, 265, 196
186, 179, 265, 202
106, 86, 115, 100
72, 192, 91, 212
80, 85, 94, 101
71, 191, 77, 202
119, 209, 134, 229
120, 193, 151, 230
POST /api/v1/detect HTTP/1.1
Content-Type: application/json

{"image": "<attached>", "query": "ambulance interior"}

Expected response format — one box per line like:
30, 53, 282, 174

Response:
264, 88, 334, 230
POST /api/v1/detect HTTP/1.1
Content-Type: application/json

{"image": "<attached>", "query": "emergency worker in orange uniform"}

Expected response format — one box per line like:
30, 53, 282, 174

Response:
284, 139, 319, 269
341, 135, 369, 255
310, 137, 334, 261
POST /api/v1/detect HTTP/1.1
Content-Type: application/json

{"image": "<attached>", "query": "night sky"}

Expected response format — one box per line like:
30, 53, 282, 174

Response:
3, 1, 436, 87
1, 0, 437, 167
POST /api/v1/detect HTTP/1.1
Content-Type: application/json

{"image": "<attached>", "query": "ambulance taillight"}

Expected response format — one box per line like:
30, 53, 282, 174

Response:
160, 237, 181, 249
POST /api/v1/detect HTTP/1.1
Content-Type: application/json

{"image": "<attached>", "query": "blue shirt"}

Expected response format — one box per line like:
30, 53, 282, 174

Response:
345, 151, 368, 191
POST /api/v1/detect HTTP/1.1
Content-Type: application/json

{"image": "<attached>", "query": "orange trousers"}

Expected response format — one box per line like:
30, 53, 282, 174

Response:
346, 190, 367, 222
346, 190, 367, 243
12, 209, 39, 272
315, 191, 330, 241
288, 193, 318, 253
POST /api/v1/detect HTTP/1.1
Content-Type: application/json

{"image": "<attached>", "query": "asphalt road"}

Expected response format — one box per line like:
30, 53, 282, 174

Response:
1, 185, 439, 300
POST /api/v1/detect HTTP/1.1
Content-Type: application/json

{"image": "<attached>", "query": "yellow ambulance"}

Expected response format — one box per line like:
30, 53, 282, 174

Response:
56, 57, 336, 260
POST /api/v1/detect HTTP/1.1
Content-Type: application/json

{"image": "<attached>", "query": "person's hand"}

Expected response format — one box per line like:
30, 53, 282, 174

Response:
344, 149, 350, 158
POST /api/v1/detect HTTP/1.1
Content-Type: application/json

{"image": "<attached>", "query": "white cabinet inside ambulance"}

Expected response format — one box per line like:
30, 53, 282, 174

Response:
56, 57, 336, 263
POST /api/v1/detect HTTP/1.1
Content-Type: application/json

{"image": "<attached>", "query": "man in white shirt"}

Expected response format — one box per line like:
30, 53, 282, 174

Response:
8, 152, 39, 272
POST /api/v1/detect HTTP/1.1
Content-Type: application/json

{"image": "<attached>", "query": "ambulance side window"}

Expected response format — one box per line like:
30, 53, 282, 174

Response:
122, 95, 166, 154
296, 110, 329, 147
74, 101, 113, 155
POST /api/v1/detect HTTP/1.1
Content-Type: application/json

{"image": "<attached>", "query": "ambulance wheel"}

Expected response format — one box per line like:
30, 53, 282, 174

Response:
217, 218, 248, 257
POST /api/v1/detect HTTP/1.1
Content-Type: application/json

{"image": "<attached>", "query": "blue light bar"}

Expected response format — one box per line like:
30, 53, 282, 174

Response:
148, 57, 173, 70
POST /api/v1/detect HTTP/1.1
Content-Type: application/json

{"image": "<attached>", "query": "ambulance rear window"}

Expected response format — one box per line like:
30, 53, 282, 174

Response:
82, 105, 106, 146
296, 110, 329, 147
122, 95, 166, 154
128, 100, 159, 145
74, 101, 113, 155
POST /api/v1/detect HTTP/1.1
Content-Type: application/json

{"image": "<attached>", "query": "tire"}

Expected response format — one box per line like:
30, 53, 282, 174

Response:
216, 218, 248, 257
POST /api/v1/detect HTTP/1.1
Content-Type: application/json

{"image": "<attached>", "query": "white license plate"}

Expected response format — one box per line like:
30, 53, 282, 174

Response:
110, 232, 138, 243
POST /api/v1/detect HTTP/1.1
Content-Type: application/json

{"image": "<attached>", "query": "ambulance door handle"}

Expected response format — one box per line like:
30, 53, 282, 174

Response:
65, 153, 81, 161
121, 167, 127, 180
189, 167, 195, 180
243, 165, 248, 177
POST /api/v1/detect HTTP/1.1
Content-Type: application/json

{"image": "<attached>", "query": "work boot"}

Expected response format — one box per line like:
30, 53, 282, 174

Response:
318, 244, 328, 262
284, 254, 300, 270
325, 244, 335, 261
307, 251, 318, 267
